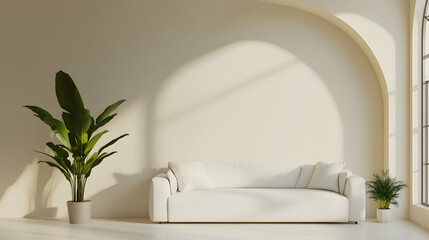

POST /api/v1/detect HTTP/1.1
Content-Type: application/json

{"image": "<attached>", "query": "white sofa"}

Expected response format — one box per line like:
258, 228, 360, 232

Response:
149, 162, 365, 223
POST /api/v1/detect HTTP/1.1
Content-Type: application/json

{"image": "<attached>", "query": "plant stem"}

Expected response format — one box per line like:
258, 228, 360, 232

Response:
77, 174, 84, 201
377, 199, 390, 209
69, 177, 74, 201
74, 174, 77, 201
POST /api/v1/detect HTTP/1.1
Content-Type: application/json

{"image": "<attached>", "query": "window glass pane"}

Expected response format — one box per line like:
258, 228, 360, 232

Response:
424, 60, 429, 82
424, 83, 428, 127
424, 127, 428, 164
425, 36, 429, 56
425, 18, 429, 54
424, 164, 428, 204
425, 28, 429, 54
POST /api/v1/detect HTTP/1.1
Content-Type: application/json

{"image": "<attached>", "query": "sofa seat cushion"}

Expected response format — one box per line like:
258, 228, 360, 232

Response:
168, 188, 349, 222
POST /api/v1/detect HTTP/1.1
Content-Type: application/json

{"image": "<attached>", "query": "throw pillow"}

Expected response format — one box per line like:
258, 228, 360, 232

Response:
167, 170, 178, 194
307, 162, 346, 192
338, 169, 353, 194
169, 161, 214, 192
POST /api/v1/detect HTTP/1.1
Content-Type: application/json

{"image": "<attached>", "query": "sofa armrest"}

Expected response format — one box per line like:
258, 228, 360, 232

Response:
344, 175, 366, 222
149, 173, 171, 222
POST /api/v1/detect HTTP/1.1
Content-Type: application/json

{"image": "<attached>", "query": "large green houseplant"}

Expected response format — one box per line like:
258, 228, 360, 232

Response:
25, 71, 128, 223
366, 170, 407, 222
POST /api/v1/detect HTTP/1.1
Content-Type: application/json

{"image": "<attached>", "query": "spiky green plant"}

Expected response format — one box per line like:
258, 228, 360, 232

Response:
366, 170, 407, 209
25, 71, 128, 202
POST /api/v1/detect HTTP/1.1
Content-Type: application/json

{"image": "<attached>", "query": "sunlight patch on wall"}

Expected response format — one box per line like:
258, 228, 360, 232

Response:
154, 41, 343, 166
156, 41, 297, 121
0, 162, 37, 217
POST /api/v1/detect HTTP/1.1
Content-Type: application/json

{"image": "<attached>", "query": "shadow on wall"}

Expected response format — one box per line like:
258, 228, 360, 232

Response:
0, 0, 383, 218
25, 165, 58, 219
90, 169, 158, 218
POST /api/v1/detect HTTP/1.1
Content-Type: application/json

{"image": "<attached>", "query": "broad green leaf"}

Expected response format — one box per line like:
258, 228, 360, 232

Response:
58, 144, 70, 153
67, 132, 80, 156
24, 106, 53, 122
94, 114, 116, 131
73, 109, 91, 138
93, 151, 116, 168
35, 150, 71, 173
98, 133, 129, 154
38, 161, 71, 181
50, 119, 71, 149
84, 130, 108, 155
96, 99, 125, 124
55, 71, 84, 115
62, 112, 73, 132
46, 142, 69, 158
58, 144, 67, 149
87, 117, 95, 139
81, 133, 88, 145
35, 150, 63, 166
24, 106, 70, 149
86, 151, 117, 177
82, 152, 98, 175
45, 143, 72, 171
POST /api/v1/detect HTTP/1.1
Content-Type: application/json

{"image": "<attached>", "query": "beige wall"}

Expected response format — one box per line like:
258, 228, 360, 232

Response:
0, 0, 407, 220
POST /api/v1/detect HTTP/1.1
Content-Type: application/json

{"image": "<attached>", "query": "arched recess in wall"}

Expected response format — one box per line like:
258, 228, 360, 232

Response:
262, 0, 389, 170
151, 1, 387, 176
154, 1, 389, 170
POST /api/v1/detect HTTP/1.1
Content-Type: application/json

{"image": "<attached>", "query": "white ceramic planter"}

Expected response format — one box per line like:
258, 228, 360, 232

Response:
376, 208, 391, 223
67, 201, 92, 224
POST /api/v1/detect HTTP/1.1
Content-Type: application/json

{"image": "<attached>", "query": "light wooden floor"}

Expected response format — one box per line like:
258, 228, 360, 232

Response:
0, 218, 428, 240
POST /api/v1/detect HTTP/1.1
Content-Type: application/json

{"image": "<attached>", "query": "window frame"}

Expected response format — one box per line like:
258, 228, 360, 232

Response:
422, 0, 429, 207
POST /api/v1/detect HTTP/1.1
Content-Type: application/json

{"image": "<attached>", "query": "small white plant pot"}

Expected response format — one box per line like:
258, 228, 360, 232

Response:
67, 201, 92, 224
376, 208, 391, 223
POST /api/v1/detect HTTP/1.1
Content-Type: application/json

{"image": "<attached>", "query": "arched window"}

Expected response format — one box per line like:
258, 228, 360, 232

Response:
422, 0, 429, 206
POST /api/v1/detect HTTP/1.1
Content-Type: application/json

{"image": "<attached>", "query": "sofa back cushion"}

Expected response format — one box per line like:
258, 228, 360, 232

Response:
295, 164, 316, 188
202, 161, 301, 188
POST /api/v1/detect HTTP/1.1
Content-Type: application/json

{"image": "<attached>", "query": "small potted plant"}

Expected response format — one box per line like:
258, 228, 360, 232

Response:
25, 71, 128, 224
366, 170, 407, 223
